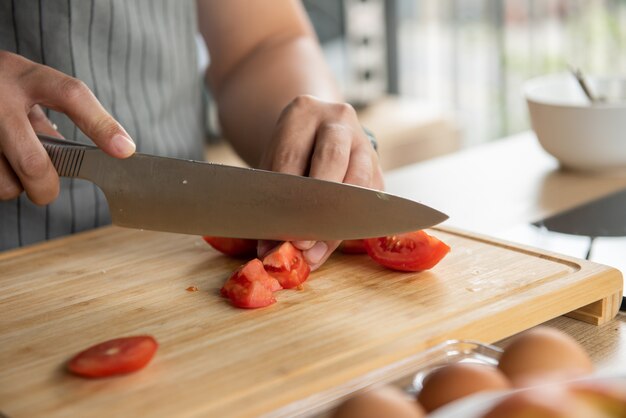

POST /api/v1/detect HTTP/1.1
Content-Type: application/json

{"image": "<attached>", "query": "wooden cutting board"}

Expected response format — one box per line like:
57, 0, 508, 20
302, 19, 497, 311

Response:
0, 226, 622, 418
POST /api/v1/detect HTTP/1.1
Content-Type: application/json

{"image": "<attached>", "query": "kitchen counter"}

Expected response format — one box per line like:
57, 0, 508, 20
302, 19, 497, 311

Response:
385, 131, 626, 368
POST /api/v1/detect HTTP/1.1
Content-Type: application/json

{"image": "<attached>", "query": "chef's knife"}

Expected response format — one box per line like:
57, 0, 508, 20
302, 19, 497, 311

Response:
39, 134, 448, 241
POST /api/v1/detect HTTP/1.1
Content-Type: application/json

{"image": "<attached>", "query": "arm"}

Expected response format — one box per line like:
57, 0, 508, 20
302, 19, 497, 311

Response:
198, 0, 339, 166
197, 0, 384, 269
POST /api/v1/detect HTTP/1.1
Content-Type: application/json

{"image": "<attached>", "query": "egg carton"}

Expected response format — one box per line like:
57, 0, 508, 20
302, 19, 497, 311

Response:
404, 339, 503, 396
426, 371, 626, 418
404, 340, 626, 418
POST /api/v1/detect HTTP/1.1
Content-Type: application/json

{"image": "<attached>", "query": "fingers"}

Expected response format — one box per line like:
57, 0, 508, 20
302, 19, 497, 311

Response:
262, 95, 383, 270
0, 51, 133, 207
260, 95, 319, 174
28, 105, 63, 138
306, 143, 378, 269
21, 64, 135, 158
308, 123, 352, 182
0, 112, 59, 205
0, 152, 22, 201
342, 147, 375, 187
302, 125, 352, 269
292, 240, 315, 251
304, 240, 341, 271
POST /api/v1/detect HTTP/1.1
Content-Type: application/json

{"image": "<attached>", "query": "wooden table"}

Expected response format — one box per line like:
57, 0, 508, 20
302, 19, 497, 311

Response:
385, 131, 626, 369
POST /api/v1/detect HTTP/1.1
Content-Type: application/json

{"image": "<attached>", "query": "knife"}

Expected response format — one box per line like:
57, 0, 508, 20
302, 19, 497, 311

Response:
39, 134, 448, 241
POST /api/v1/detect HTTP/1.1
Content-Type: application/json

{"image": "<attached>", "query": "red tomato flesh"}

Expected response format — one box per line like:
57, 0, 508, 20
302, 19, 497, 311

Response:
202, 236, 257, 258
340, 239, 367, 254
68, 336, 158, 378
364, 230, 450, 272
221, 259, 281, 308
262, 242, 311, 289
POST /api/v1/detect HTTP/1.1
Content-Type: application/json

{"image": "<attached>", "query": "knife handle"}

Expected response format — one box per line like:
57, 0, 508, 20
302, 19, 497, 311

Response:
38, 134, 96, 178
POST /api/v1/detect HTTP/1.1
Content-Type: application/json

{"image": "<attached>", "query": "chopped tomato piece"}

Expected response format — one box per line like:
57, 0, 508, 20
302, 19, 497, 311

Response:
364, 230, 450, 272
340, 239, 367, 254
221, 259, 281, 308
262, 242, 311, 289
202, 236, 257, 258
68, 336, 158, 378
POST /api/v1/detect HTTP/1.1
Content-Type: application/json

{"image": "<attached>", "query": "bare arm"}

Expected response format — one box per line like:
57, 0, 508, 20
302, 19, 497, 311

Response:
198, 0, 339, 165
197, 0, 384, 269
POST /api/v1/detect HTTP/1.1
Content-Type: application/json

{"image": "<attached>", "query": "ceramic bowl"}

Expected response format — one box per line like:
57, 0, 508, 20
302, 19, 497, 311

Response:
524, 73, 626, 172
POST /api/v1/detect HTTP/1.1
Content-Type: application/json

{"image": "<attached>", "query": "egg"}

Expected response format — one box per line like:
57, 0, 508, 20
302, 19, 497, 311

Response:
417, 363, 510, 412
482, 386, 606, 418
332, 385, 425, 418
568, 380, 626, 417
497, 326, 593, 387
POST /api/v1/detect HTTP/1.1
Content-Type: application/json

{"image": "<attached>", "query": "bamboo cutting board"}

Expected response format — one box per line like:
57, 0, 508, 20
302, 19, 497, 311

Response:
0, 226, 622, 418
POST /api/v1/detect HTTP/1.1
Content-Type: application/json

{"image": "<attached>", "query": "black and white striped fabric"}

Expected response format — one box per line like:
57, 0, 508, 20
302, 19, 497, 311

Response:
0, 0, 205, 251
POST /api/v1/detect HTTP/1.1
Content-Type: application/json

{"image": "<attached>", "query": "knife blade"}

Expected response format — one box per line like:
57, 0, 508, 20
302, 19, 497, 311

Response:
39, 134, 448, 241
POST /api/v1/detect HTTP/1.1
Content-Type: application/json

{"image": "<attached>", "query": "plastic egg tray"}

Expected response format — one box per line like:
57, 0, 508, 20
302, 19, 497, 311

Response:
405, 340, 503, 395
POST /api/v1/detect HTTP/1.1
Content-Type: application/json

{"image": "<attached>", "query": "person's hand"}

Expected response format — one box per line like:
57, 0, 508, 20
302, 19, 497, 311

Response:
257, 95, 384, 270
0, 51, 135, 205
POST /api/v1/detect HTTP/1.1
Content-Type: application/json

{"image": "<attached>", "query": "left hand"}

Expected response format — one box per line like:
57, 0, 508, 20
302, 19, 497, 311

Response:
257, 95, 384, 270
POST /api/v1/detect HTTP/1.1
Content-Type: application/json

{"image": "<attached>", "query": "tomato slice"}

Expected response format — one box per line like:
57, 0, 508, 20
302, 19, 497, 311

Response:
364, 230, 450, 272
68, 336, 158, 378
221, 259, 281, 308
262, 242, 311, 289
340, 239, 367, 254
202, 236, 257, 258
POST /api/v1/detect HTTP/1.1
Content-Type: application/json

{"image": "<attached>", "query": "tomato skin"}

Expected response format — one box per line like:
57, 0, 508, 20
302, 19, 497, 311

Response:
262, 242, 311, 289
221, 259, 281, 308
202, 236, 257, 258
340, 239, 367, 254
68, 336, 158, 378
364, 230, 450, 272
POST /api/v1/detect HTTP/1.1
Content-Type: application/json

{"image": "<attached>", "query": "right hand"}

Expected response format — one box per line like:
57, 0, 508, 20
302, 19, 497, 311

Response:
0, 51, 135, 205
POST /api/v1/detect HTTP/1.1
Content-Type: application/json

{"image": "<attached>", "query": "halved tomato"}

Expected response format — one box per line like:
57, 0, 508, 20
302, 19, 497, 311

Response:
340, 239, 367, 254
68, 336, 158, 378
262, 242, 311, 289
364, 230, 450, 272
202, 236, 257, 258
221, 259, 282, 308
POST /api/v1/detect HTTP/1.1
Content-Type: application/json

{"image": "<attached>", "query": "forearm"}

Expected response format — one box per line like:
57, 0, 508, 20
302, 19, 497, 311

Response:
209, 35, 341, 167
198, 0, 383, 270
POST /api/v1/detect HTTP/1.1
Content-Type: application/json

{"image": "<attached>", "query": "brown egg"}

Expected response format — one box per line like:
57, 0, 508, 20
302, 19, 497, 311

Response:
568, 380, 626, 417
497, 327, 593, 387
417, 363, 510, 412
332, 385, 425, 418
482, 386, 606, 418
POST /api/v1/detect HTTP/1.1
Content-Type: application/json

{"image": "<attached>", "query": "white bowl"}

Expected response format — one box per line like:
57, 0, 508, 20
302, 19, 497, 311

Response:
524, 73, 626, 172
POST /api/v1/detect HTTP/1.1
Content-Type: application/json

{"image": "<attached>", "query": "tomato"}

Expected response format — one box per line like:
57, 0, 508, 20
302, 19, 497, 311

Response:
262, 242, 311, 289
202, 236, 257, 258
221, 259, 281, 308
363, 230, 450, 272
340, 239, 367, 254
68, 336, 158, 378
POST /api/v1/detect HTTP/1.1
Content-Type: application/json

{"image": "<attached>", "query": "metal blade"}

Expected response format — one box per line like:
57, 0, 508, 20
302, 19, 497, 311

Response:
75, 151, 448, 241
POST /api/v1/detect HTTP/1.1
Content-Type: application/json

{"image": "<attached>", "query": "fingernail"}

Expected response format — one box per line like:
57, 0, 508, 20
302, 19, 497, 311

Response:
304, 241, 327, 265
111, 134, 136, 156
293, 240, 315, 250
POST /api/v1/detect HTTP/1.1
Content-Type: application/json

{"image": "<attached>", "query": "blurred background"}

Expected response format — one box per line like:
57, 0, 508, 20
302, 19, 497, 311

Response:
206, 0, 626, 170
